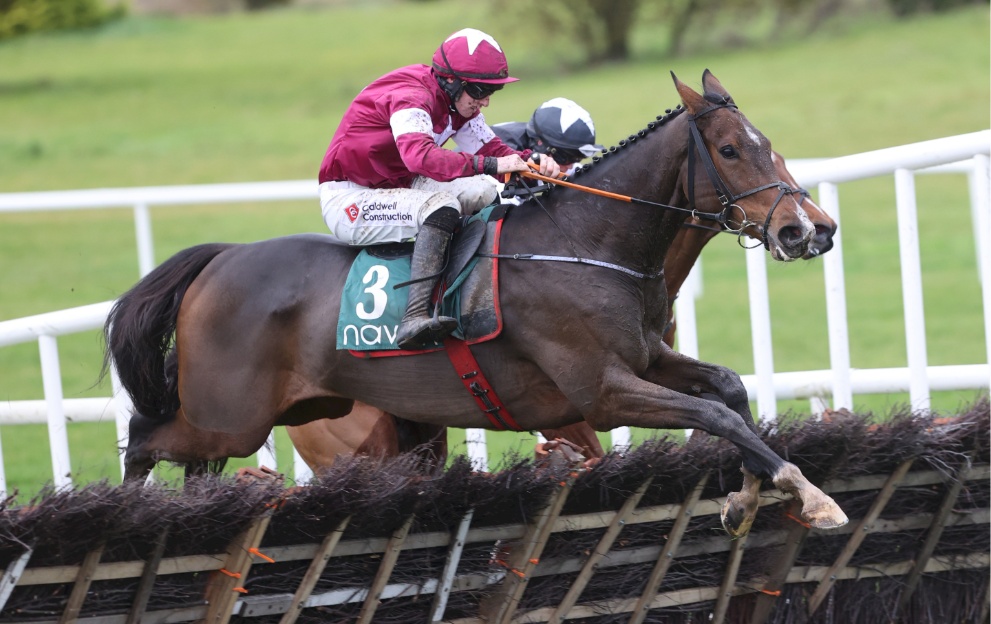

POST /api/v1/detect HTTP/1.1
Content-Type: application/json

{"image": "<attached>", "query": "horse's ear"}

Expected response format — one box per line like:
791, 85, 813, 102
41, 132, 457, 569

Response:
701, 69, 735, 105
671, 70, 708, 116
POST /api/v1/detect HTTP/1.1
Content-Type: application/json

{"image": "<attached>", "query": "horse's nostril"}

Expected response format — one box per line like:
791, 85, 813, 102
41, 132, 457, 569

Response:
778, 226, 807, 248
811, 224, 835, 254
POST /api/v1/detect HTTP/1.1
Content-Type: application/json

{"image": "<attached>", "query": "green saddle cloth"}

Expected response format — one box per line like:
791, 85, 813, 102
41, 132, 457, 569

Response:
336, 207, 494, 352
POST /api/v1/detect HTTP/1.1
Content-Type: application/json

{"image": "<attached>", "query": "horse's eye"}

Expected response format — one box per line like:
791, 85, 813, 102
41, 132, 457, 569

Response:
719, 146, 738, 159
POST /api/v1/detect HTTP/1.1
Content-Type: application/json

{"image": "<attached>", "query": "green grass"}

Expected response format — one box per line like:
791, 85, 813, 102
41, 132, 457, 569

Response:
0, 2, 988, 500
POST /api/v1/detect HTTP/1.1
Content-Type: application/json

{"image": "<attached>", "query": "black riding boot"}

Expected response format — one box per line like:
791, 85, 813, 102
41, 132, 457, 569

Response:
396, 208, 460, 350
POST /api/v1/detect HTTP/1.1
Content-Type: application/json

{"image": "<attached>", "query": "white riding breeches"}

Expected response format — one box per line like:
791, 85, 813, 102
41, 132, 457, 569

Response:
319, 175, 498, 246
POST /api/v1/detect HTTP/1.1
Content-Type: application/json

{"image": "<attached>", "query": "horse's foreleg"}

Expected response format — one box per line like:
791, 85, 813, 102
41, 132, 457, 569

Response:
123, 456, 155, 483
644, 353, 848, 531
184, 459, 229, 480
645, 346, 759, 434
642, 350, 766, 535
772, 462, 849, 529
722, 466, 762, 538
583, 367, 847, 535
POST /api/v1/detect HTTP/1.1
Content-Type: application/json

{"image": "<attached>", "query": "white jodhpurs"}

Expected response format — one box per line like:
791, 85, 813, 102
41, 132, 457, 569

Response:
319, 175, 498, 246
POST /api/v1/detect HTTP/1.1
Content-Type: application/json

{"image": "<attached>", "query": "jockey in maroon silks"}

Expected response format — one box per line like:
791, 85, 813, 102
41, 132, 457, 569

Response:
318, 28, 561, 350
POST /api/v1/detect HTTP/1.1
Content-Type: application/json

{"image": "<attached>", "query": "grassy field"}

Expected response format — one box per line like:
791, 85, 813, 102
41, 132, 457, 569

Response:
0, 1, 988, 499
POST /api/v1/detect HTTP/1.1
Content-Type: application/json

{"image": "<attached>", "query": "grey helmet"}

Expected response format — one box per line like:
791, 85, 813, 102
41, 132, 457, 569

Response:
526, 97, 603, 164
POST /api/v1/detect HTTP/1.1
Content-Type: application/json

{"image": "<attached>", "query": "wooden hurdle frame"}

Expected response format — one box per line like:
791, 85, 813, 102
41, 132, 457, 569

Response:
0, 459, 987, 624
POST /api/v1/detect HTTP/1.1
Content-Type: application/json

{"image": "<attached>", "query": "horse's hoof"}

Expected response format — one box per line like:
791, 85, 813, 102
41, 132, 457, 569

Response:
803, 496, 849, 530
773, 462, 849, 530
720, 492, 756, 539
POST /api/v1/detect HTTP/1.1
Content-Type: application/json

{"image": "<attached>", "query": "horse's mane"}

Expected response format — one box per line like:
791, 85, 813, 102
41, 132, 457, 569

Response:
513, 105, 686, 206
570, 104, 686, 180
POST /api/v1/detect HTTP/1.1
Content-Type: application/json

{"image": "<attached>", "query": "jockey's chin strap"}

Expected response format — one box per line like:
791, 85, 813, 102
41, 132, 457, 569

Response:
686, 100, 793, 251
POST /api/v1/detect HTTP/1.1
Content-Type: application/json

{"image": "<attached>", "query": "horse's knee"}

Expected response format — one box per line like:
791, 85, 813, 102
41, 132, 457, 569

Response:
715, 367, 747, 401
701, 366, 752, 420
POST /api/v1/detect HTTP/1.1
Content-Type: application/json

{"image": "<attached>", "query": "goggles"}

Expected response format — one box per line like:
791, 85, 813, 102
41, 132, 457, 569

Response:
463, 81, 502, 100
547, 144, 600, 165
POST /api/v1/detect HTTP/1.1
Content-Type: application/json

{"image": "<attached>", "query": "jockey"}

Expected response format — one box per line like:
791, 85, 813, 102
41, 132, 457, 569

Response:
318, 28, 561, 350
492, 97, 603, 175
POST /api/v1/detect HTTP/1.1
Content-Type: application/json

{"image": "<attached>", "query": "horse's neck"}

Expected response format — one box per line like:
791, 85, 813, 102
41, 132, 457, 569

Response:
542, 116, 690, 273
664, 224, 718, 300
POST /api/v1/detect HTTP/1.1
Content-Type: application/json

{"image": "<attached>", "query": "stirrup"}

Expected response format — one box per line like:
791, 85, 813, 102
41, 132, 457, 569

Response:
397, 316, 458, 350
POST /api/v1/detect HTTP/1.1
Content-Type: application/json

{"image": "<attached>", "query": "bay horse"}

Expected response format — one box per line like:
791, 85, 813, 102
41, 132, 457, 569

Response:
286, 152, 837, 469
103, 70, 848, 537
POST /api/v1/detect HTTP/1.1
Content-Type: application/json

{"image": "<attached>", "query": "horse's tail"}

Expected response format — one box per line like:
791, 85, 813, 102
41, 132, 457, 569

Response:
102, 243, 234, 422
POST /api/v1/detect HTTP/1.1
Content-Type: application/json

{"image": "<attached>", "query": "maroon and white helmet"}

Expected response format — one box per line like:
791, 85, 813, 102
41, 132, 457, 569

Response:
432, 28, 518, 85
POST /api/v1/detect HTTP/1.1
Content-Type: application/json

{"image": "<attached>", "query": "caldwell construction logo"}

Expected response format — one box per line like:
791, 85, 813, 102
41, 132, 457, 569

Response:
361, 201, 411, 222
345, 203, 360, 222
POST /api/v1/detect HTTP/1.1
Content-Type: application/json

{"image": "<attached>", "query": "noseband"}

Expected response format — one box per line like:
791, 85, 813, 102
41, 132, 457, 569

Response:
686, 100, 793, 250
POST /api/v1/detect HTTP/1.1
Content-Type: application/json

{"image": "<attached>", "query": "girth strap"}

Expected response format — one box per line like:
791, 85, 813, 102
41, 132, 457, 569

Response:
443, 337, 523, 432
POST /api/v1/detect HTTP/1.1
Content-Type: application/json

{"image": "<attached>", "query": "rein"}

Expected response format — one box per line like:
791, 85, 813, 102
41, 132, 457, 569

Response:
517, 167, 725, 225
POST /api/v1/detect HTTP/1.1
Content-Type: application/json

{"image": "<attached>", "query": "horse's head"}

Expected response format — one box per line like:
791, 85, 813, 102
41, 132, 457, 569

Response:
771, 151, 837, 257
673, 70, 815, 261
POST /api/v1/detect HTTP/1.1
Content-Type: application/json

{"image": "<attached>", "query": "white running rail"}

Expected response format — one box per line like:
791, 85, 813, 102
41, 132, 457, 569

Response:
0, 131, 988, 492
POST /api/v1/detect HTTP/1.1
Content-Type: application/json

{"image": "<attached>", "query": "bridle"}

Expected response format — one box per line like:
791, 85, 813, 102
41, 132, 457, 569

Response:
686, 99, 796, 250
487, 102, 802, 279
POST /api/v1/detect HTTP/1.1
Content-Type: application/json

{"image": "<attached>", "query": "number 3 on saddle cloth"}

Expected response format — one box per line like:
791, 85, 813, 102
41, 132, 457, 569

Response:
337, 204, 508, 357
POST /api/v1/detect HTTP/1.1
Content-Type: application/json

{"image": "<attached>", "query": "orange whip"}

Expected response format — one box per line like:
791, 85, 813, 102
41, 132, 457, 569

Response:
509, 162, 723, 224
516, 163, 632, 203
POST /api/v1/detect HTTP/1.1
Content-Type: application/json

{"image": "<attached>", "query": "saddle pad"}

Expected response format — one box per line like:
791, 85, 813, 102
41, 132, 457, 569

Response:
337, 206, 504, 354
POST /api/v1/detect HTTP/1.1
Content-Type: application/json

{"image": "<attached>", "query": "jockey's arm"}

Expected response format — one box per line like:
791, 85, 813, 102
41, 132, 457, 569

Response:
389, 108, 562, 181
391, 108, 488, 182
452, 113, 562, 178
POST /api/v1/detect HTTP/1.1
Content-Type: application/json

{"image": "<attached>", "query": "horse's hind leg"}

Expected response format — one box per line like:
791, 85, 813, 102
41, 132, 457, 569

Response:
124, 410, 266, 484
123, 412, 160, 482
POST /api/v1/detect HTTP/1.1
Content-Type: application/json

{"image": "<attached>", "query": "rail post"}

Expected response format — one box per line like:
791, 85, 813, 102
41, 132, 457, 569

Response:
39, 334, 72, 489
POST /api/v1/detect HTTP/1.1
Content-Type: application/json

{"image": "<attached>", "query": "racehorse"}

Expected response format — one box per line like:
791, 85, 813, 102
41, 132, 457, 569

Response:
103, 70, 848, 537
286, 151, 837, 468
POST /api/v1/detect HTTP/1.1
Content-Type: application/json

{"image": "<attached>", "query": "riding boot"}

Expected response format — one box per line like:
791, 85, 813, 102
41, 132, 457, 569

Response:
396, 207, 460, 350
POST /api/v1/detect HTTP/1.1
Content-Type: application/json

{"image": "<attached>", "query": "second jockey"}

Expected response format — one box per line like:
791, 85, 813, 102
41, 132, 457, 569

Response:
492, 97, 603, 175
